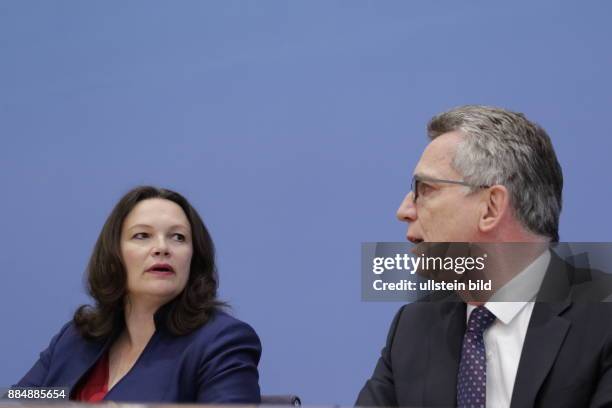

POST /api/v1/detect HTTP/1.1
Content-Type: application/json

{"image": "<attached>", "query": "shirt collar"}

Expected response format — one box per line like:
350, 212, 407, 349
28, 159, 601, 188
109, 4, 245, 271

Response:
467, 250, 551, 325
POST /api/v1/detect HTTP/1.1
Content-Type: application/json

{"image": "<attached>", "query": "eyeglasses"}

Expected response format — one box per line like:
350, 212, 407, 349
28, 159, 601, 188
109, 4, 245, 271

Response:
411, 175, 490, 204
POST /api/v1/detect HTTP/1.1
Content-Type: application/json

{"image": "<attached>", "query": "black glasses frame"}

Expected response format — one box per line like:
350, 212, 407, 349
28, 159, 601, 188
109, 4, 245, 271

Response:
411, 175, 490, 204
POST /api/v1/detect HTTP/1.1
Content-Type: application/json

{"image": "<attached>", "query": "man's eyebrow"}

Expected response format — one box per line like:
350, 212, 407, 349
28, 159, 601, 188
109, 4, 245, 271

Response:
413, 172, 435, 180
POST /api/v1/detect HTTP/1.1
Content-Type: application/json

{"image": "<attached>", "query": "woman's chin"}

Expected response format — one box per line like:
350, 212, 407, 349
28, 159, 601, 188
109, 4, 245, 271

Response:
130, 283, 184, 304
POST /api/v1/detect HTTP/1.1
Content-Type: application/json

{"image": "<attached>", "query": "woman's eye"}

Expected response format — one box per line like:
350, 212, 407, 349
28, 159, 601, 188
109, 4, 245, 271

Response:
133, 232, 149, 239
172, 233, 186, 242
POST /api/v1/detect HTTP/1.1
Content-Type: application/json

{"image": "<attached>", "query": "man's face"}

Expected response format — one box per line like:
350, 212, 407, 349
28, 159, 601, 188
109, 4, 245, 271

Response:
397, 131, 484, 243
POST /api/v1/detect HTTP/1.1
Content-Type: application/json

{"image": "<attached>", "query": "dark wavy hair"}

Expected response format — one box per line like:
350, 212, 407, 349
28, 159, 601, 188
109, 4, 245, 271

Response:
74, 186, 223, 340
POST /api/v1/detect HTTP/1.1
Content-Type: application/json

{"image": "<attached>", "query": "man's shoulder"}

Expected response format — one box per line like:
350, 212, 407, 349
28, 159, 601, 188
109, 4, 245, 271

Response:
568, 267, 612, 302
392, 300, 461, 330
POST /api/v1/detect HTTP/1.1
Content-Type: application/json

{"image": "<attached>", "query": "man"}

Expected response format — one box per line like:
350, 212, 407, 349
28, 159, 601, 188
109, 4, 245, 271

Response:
356, 106, 612, 407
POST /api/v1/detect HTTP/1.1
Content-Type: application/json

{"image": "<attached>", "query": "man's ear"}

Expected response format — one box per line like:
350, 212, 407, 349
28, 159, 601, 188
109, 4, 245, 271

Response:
478, 185, 510, 233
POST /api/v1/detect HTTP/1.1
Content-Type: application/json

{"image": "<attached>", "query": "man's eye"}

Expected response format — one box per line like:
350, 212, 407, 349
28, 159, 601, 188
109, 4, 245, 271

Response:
133, 232, 149, 239
172, 233, 186, 242
418, 183, 433, 196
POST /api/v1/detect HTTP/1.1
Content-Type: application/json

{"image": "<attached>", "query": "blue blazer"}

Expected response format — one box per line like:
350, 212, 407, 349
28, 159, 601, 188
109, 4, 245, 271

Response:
16, 309, 261, 404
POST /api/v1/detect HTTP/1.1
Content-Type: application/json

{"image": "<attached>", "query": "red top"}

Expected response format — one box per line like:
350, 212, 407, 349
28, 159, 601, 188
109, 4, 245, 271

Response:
73, 352, 109, 402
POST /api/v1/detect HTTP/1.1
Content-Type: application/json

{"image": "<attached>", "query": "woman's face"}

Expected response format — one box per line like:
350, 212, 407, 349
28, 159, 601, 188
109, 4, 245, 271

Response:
120, 198, 193, 308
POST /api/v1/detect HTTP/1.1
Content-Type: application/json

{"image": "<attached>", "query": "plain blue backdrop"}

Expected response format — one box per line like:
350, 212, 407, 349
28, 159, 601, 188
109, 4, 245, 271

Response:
1, 1, 611, 405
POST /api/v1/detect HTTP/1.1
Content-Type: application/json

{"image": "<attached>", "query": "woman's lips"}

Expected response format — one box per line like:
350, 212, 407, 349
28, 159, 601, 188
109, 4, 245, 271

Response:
145, 263, 175, 276
146, 270, 175, 277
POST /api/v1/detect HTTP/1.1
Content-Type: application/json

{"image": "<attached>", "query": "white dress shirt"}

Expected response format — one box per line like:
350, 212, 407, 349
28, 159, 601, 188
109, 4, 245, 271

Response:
466, 250, 551, 408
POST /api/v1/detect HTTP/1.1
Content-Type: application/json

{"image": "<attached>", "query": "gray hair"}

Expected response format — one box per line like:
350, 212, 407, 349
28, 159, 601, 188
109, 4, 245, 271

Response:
427, 105, 563, 242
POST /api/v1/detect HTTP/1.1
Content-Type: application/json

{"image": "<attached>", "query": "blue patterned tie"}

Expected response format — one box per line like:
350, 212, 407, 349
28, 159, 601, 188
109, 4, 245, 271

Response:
456, 306, 496, 408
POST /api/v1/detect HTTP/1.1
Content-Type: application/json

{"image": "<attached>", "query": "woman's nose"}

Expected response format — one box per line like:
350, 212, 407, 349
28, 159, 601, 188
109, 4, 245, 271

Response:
152, 238, 170, 256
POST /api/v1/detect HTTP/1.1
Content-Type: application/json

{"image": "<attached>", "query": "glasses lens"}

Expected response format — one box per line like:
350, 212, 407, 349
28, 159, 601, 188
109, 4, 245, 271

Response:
412, 177, 419, 203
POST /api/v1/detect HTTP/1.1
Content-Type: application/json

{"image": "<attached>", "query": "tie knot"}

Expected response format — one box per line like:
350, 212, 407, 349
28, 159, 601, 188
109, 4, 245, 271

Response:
467, 306, 496, 335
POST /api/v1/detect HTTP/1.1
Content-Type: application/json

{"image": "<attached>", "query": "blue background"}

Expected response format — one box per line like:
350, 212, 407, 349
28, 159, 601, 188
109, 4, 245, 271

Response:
1, 1, 611, 405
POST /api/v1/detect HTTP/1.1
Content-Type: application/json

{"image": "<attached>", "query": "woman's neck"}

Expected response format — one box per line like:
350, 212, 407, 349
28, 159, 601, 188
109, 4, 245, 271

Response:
122, 299, 157, 349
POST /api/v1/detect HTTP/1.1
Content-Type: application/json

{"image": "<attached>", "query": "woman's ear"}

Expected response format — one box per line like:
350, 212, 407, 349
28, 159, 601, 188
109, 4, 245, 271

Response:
478, 185, 510, 234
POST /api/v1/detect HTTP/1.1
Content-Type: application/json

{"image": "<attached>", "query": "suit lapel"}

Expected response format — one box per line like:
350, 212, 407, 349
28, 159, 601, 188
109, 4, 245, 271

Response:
510, 253, 573, 408
509, 301, 570, 408
66, 334, 116, 395
423, 301, 466, 407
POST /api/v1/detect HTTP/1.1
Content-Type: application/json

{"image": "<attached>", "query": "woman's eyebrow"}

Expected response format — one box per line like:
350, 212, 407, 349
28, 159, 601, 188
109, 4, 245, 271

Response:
126, 223, 190, 231
126, 223, 152, 230
168, 224, 190, 231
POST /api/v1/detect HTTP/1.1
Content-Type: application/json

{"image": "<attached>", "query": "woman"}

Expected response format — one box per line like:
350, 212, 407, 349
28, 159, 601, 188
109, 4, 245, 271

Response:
16, 186, 261, 403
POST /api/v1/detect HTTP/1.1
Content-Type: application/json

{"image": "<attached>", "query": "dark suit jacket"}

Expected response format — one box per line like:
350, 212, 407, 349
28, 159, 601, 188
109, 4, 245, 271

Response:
16, 309, 261, 404
356, 254, 612, 407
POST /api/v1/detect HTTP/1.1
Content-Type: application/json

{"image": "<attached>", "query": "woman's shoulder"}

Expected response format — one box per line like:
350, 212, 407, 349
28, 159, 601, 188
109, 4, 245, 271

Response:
46, 321, 84, 347
186, 310, 261, 350
45, 320, 105, 355
194, 310, 258, 337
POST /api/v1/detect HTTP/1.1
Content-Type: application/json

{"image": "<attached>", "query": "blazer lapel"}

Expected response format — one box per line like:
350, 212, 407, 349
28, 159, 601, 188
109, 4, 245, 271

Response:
510, 254, 573, 408
66, 334, 116, 394
423, 301, 466, 407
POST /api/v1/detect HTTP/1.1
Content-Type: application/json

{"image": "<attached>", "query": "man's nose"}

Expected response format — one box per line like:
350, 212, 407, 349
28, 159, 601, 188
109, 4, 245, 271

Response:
396, 192, 417, 223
